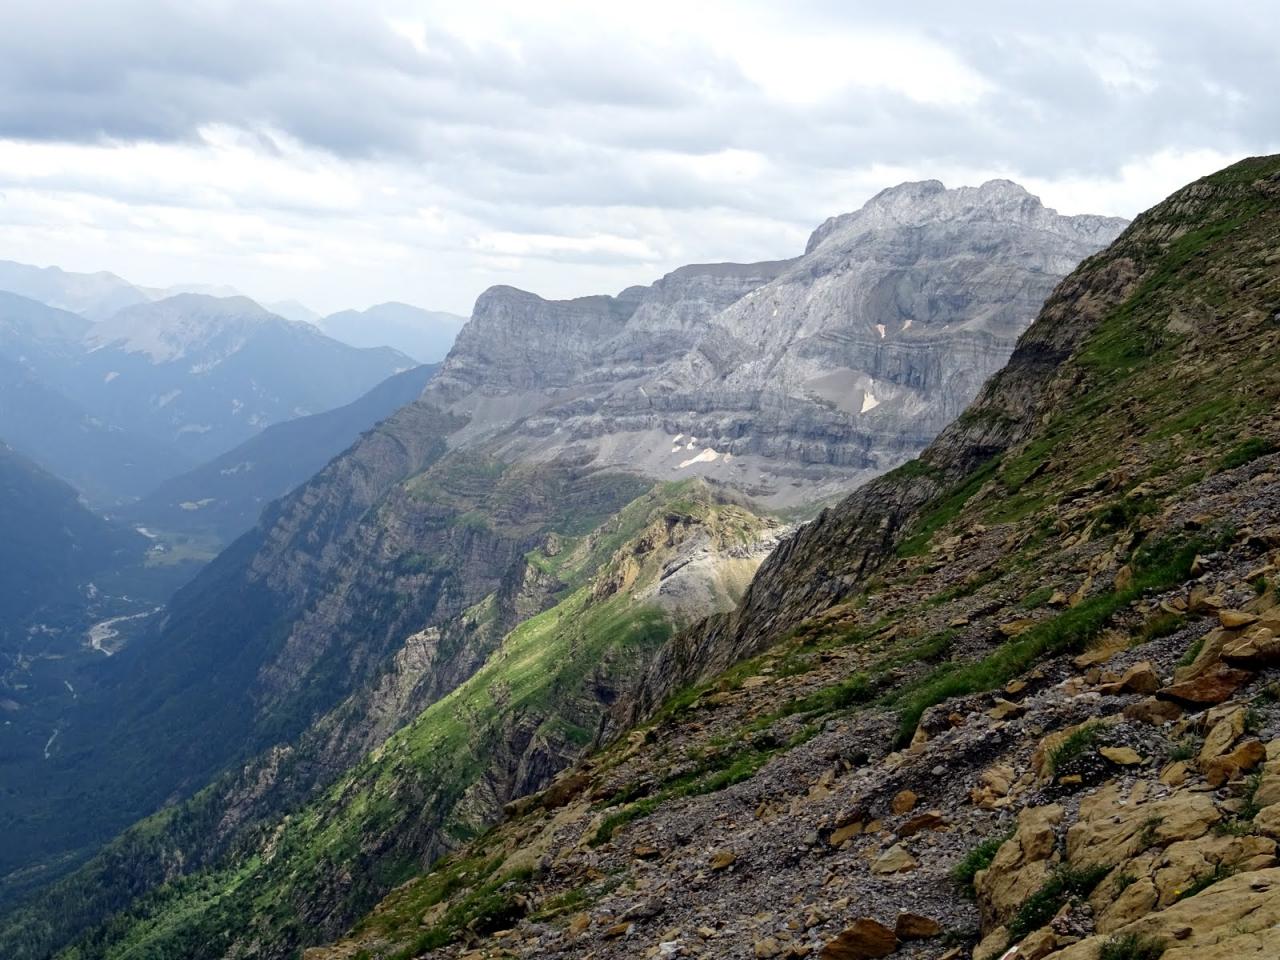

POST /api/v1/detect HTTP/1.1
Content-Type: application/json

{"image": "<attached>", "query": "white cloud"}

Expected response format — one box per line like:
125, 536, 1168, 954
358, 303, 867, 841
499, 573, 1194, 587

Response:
0, 0, 1275, 316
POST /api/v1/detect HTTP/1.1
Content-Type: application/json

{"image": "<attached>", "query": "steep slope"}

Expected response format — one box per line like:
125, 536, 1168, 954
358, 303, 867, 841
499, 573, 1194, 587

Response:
68, 294, 414, 462
0, 443, 141, 643
22, 483, 779, 960
128, 363, 440, 545
291, 155, 1280, 960
322, 302, 469, 363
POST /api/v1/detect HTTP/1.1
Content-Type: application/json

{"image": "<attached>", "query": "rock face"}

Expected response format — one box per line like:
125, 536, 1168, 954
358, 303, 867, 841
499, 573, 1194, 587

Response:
434, 181, 1126, 507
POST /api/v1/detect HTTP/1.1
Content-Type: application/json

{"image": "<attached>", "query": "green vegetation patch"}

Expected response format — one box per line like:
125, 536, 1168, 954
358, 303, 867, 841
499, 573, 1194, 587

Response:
1007, 863, 1110, 943
1099, 933, 1167, 960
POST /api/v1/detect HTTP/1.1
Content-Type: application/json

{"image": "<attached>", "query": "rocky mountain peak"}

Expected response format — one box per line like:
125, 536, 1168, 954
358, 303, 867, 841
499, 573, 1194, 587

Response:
804, 177, 1127, 254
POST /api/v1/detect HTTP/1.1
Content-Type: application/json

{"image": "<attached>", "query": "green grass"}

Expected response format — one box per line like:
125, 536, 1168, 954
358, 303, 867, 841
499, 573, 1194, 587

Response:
892, 536, 1204, 745
1176, 863, 1233, 901
1007, 864, 1110, 942
1099, 933, 1167, 960
1217, 437, 1277, 472
1168, 737, 1201, 762
1045, 722, 1104, 775
896, 458, 1001, 557
950, 831, 1013, 898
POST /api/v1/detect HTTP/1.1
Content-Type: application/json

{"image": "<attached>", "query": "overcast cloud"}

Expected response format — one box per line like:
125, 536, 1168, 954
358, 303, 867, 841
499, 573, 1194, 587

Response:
0, 0, 1274, 315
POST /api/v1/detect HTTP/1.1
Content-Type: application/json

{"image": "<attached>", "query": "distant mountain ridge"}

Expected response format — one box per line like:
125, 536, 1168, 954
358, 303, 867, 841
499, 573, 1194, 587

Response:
320, 301, 468, 363
0, 289, 415, 497
129, 362, 440, 545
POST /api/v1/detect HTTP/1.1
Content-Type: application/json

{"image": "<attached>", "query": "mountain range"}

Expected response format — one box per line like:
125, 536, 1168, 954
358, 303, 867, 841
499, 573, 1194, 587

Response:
0, 177, 1139, 959
0, 289, 415, 502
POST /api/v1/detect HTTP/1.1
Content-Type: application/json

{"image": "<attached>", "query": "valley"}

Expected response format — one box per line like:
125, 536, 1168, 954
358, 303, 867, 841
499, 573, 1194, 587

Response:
0, 20, 1273, 960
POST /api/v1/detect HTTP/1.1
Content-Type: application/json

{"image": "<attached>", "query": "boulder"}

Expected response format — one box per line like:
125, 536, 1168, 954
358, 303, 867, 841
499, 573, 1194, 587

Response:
819, 918, 897, 959
1220, 609, 1261, 629
975, 804, 1063, 926
1222, 627, 1280, 668
1203, 740, 1267, 787
894, 913, 941, 939
1100, 746, 1144, 766
1199, 708, 1247, 762
1157, 666, 1251, 706
890, 789, 918, 814
871, 843, 918, 874
1097, 661, 1161, 696
1125, 697, 1183, 725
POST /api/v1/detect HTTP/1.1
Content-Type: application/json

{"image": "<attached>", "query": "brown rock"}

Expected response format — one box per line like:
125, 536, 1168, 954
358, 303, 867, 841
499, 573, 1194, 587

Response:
1114, 564, 1135, 591
1100, 745, 1144, 766
988, 698, 1025, 720
1203, 739, 1267, 787
1016, 925, 1059, 960
894, 912, 941, 939
1222, 628, 1280, 668
975, 805, 1063, 926
1125, 697, 1183, 725
1200, 709, 1247, 762
1097, 661, 1162, 696
633, 844, 660, 860
567, 912, 591, 936
754, 937, 784, 958
819, 918, 897, 959
999, 618, 1037, 638
603, 921, 633, 938
871, 843, 918, 874
709, 850, 737, 870
1156, 665, 1251, 706
1048, 590, 1069, 607
1220, 609, 1261, 629
829, 821, 863, 846
897, 811, 947, 837
889, 789, 918, 814
1161, 760, 1190, 786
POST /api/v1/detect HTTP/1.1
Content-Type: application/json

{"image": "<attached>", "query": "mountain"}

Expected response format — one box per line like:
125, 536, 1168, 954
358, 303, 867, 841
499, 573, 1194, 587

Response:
264, 299, 324, 325
277, 155, 1280, 960
0, 293, 194, 501
20, 154, 1280, 960
0, 181, 1126, 956
128, 363, 440, 545
53, 293, 413, 465
0, 443, 141, 643
0, 261, 148, 321
434, 180, 1126, 507
321, 302, 469, 362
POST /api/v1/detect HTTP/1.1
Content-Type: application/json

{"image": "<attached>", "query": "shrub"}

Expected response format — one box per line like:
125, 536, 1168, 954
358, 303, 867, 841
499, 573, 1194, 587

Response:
1007, 864, 1110, 942
951, 831, 1012, 898
1099, 932, 1166, 960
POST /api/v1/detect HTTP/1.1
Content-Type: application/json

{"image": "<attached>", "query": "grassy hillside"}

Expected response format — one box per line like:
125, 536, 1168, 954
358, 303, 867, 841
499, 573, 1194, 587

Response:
22, 482, 777, 960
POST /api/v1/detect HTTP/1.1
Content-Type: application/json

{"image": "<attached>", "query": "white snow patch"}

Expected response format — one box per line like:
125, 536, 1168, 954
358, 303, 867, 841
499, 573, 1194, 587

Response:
178, 423, 213, 434
678, 448, 719, 469
134, 526, 159, 539
860, 390, 881, 414
219, 461, 253, 476
672, 434, 684, 444
903, 319, 913, 330
875, 323, 886, 339
179, 498, 216, 511
154, 389, 182, 408
103, 371, 119, 383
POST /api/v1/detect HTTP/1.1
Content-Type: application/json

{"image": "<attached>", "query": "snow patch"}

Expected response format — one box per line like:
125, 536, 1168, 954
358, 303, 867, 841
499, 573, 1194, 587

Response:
860, 390, 880, 414
179, 498, 216, 511
103, 371, 119, 383
678, 447, 720, 469
875, 323, 886, 339
178, 423, 213, 434
219, 461, 253, 476
154, 389, 182, 408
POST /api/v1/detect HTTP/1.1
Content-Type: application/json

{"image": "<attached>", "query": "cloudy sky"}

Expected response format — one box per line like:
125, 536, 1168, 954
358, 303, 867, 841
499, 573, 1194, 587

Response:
0, 0, 1275, 316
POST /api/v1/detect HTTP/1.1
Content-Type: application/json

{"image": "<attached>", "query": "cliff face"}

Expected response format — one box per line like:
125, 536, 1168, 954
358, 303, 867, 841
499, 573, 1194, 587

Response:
441, 182, 1126, 507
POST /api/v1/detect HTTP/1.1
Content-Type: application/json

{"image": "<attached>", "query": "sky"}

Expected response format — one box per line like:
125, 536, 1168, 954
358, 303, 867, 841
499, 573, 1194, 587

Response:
0, 1, 1275, 317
